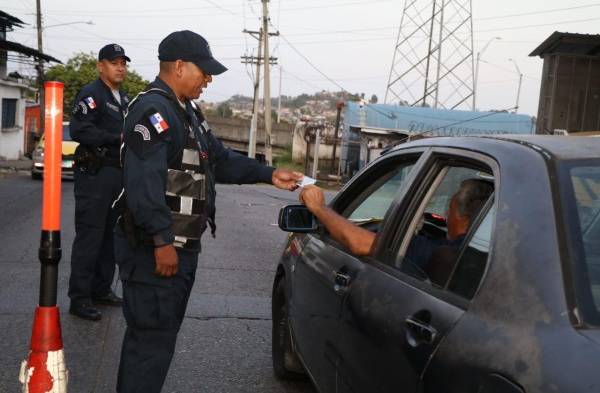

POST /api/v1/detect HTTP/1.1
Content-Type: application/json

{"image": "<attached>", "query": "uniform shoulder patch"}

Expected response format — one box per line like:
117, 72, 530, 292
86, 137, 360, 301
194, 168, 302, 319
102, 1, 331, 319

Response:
124, 106, 170, 160
72, 94, 98, 119
149, 112, 169, 133
133, 124, 151, 141
84, 96, 97, 109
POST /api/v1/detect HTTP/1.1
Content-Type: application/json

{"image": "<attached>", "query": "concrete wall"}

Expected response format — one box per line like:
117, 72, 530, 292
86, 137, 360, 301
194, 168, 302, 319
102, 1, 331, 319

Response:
206, 114, 294, 156
0, 81, 26, 160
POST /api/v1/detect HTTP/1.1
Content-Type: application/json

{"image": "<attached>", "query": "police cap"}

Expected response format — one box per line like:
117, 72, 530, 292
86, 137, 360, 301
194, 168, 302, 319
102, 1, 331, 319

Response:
99, 44, 131, 62
158, 30, 228, 76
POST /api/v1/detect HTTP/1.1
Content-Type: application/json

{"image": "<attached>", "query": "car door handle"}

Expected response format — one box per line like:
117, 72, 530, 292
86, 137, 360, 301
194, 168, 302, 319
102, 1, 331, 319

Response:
405, 316, 437, 346
333, 271, 351, 292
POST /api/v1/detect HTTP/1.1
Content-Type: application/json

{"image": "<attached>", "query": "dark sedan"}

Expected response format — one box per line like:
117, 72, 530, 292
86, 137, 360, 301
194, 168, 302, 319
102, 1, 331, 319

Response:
272, 136, 600, 393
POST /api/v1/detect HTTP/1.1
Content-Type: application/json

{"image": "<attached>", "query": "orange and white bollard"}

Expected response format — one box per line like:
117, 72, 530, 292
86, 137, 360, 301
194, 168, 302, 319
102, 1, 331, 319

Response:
19, 81, 68, 392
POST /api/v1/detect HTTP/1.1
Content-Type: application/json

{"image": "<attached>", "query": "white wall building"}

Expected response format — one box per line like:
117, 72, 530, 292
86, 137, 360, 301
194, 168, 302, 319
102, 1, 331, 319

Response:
0, 78, 30, 160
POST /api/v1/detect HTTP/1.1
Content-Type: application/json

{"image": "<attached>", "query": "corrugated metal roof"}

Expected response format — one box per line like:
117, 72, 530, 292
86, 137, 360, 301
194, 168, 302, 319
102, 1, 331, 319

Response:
344, 102, 535, 137
0, 40, 61, 63
0, 11, 26, 31
529, 31, 600, 57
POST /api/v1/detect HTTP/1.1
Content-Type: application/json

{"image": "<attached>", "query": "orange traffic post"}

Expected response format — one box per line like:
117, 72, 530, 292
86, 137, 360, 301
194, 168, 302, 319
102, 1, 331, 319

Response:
19, 81, 68, 392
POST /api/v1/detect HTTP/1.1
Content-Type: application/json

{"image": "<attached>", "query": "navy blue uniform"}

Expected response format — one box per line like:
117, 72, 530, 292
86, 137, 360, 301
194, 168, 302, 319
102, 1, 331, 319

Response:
68, 78, 129, 307
115, 77, 273, 392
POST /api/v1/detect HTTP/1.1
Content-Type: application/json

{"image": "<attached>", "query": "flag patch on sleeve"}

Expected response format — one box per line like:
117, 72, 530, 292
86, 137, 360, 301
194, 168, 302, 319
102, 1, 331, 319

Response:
149, 112, 169, 133
84, 97, 96, 109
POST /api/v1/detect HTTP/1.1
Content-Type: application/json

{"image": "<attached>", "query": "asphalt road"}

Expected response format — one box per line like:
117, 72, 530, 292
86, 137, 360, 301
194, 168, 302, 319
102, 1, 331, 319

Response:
0, 172, 316, 393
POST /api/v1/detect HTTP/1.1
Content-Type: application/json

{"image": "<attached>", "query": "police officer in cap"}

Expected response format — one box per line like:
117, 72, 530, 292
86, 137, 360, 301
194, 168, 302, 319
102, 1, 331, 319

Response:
113, 30, 303, 392
68, 44, 131, 321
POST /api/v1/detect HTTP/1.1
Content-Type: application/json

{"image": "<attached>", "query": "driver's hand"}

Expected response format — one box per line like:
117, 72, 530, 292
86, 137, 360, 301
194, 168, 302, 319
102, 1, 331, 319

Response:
299, 185, 325, 212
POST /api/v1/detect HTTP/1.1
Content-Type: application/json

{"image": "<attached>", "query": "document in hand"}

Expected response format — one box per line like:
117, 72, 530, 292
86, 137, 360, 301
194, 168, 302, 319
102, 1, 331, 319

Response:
297, 176, 317, 187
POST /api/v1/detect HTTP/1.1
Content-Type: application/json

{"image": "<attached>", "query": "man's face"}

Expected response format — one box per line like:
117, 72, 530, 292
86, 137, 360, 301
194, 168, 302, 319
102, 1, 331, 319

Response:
97, 57, 127, 86
180, 62, 212, 99
446, 194, 469, 239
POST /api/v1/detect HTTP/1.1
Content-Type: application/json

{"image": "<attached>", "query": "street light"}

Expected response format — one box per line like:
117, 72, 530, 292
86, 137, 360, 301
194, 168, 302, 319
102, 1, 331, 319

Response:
473, 36, 501, 111
508, 58, 523, 114
43, 21, 94, 30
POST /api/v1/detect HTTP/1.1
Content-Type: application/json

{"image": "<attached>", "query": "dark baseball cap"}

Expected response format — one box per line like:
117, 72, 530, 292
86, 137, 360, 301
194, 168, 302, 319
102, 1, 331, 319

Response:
158, 30, 228, 75
98, 44, 131, 62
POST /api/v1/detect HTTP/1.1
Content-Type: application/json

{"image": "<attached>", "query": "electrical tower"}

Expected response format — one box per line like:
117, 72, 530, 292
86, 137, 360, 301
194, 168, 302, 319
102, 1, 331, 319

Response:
384, 0, 475, 110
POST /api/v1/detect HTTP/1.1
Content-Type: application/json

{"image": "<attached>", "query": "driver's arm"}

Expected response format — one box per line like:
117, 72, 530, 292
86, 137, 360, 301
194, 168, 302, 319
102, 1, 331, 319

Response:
299, 185, 376, 256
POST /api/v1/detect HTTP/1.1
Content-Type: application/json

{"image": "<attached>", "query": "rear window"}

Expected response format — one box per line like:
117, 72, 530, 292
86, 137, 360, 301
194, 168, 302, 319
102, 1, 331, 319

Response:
562, 162, 600, 324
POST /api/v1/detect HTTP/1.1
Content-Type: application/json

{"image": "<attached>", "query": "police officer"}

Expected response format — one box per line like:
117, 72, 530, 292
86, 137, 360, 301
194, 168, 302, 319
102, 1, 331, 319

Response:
68, 44, 131, 321
113, 30, 302, 392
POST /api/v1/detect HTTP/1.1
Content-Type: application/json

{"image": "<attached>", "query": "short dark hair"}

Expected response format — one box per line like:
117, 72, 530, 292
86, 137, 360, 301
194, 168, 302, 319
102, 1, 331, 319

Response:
454, 178, 494, 219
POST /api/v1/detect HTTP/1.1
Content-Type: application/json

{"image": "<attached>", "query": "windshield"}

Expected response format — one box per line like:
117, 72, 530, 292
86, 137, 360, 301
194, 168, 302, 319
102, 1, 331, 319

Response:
63, 124, 72, 141
562, 161, 600, 325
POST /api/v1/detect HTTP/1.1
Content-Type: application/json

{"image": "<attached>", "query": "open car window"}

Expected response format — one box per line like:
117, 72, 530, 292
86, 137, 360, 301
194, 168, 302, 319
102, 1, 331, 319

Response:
343, 162, 416, 230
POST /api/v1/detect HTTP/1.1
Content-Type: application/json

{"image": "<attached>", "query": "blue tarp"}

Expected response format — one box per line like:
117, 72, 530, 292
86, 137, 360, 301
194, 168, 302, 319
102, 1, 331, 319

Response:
344, 101, 535, 136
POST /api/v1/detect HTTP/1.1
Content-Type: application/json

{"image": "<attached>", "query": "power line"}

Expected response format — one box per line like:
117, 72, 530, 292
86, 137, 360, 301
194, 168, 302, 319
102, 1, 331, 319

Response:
278, 33, 348, 92
477, 15, 600, 33
203, 0, 239, 15
477, 2, 600, 21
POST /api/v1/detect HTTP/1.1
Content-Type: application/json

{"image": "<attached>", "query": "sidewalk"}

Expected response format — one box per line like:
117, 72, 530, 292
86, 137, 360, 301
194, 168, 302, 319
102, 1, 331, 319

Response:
0, 158, 32, 173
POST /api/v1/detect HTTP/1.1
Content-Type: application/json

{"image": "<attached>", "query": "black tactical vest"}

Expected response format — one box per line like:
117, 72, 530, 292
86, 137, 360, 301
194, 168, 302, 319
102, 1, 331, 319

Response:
119, 87, 216, 251
166, 101, 216, 250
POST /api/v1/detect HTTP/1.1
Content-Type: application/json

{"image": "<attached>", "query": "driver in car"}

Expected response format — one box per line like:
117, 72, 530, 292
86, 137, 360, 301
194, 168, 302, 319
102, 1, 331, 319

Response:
299, 179, 492, 275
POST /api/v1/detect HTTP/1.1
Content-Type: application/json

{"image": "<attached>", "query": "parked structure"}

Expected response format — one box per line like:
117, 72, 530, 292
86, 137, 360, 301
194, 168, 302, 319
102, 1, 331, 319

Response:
530, 32, 600, 135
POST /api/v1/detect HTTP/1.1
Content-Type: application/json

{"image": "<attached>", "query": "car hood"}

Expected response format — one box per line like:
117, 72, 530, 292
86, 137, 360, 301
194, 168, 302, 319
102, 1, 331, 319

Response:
62, 141, 78, 155
36, 140, 79, 155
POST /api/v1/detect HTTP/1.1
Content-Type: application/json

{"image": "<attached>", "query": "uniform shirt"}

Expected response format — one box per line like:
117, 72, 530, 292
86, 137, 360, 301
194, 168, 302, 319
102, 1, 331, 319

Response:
70, 78, 129, 158
122, 77, 275, 247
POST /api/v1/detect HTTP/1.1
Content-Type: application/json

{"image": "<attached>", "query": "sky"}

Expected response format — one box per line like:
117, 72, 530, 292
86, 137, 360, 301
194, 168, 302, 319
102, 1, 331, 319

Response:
3, 0, 600, 117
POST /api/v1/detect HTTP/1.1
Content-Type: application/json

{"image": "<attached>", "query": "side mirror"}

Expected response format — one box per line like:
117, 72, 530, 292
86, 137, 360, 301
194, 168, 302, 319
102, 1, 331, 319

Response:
278, 205, 318, 233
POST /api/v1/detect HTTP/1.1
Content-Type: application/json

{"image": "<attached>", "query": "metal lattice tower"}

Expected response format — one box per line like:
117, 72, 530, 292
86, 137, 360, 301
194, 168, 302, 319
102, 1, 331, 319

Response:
384, 0, 475, 110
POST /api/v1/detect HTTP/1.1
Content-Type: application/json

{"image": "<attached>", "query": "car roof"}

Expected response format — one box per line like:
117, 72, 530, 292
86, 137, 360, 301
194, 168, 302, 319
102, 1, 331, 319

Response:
393, 135, 600, 161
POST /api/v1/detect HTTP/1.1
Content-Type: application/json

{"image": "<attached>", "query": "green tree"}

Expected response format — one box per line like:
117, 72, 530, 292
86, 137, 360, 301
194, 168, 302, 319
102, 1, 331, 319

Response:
216, 102, 233, 118
44, 52, 148, 118
370, 94, 378, 104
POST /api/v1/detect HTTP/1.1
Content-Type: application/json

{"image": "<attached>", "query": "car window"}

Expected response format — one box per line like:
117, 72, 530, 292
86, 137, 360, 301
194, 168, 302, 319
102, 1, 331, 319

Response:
446, 204, 495, 299
566, 165, 600, 316
396, 165, 494, 288
346, 163, 415, 224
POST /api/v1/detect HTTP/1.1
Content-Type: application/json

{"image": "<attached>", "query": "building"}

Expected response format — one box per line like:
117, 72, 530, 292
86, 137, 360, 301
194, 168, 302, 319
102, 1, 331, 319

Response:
341, 101, 535, 179
530, 32, 600, 135
0, 77, 35, 160
0, 10, 60, 160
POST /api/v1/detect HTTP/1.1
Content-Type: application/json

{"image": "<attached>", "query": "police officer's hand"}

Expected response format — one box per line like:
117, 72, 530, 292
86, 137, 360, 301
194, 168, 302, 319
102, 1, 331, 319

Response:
299, 185, 326, 213
272, 169, 303, 191
154, 244, 179, 277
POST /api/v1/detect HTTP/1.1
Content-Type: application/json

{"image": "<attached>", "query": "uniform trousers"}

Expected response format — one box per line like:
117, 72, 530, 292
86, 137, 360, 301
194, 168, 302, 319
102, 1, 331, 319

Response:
68, 165, 121, 305
114, 229, 198, 393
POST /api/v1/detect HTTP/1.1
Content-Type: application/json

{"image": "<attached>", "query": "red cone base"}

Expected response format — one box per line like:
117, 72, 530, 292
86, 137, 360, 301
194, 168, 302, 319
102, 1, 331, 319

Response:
19, 306, 68, 392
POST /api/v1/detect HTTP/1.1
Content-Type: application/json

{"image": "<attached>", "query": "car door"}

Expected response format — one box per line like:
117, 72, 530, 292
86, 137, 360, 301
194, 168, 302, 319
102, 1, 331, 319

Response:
335, 150, 498, 393
289, 150, 424, 392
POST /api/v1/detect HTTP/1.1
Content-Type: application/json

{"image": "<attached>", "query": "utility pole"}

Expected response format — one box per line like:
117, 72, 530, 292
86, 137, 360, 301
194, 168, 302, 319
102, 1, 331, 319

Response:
241, 28, 278, 160
242, 29, 263, 159
262, 0, 274, 166
36, 0, 45, 134
277, 65, 282, 124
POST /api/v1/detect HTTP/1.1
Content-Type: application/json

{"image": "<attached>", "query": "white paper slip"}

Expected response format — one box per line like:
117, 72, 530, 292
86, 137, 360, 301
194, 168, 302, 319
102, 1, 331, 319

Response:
297, 176, 317, 187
